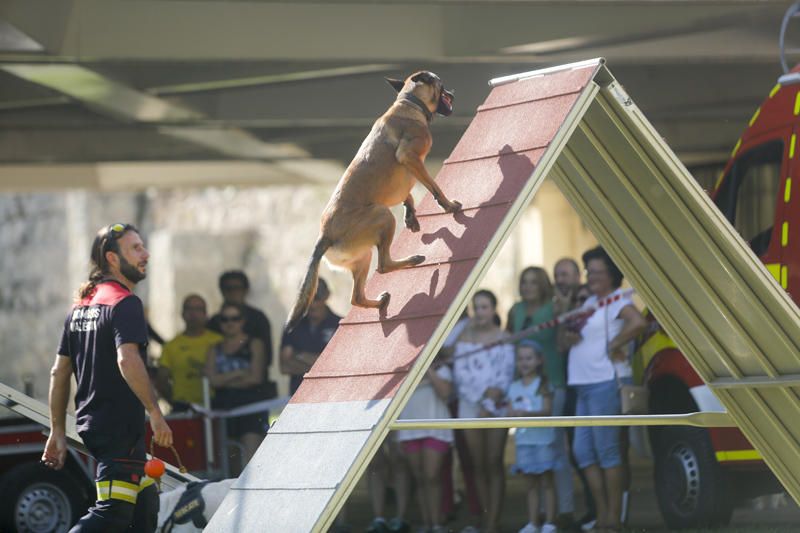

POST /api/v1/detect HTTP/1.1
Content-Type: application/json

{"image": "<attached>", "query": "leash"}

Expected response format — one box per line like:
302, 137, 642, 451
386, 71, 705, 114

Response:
399, 93, 432, 122
148, 439, 188, 491
448, 289, 636, 362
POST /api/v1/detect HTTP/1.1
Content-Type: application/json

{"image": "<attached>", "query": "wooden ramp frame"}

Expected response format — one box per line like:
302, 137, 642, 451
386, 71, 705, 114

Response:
208, 58, 800, 532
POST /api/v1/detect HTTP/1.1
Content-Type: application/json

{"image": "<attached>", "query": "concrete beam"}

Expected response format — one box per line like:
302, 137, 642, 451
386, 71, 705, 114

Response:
0, 159, 345, 192
4, 0, 779, 63
1, 63, 307, 160
56, 0, 443, 61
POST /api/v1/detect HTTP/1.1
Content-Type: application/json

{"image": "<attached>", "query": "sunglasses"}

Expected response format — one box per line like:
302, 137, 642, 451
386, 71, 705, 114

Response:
101, 223, 134, 255
220, 315, 243, 323
109, 222, 127, 235
222, 284, 246, 292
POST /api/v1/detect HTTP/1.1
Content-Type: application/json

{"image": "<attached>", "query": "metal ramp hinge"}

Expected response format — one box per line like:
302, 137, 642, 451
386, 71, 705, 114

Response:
606, 81, 633, 107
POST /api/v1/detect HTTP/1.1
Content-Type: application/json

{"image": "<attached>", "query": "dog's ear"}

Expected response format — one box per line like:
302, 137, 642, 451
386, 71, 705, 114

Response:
385, 77, 405, 93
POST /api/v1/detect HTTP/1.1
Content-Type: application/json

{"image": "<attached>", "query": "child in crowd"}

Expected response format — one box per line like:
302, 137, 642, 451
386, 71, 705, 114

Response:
397, 351, 454, 533
508, 340, 558, 533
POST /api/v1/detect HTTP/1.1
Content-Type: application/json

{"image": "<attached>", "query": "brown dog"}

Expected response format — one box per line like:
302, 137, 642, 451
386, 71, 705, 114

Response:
286, 71, 461, 331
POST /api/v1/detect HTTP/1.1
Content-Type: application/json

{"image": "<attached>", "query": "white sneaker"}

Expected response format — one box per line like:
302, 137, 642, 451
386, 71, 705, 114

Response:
518, 523, 538, 533
580, 519, 596, 532
621, 490, 630, 524
540, 524, 556, 533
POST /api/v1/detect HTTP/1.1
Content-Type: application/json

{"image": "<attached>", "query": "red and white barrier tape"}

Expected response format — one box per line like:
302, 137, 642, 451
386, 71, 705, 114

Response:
449, 288, 636, 361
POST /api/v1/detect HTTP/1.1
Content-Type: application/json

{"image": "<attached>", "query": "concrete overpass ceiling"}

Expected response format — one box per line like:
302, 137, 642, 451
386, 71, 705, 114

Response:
0, 0, 794, 189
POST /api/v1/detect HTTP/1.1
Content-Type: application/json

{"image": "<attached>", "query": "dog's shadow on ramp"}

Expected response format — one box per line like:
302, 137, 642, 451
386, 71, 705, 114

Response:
419, 209, 474, 248
368, 145, 537, 407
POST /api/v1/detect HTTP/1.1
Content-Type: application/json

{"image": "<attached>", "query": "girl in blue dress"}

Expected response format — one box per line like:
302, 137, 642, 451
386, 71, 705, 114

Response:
508, 339, 559, 533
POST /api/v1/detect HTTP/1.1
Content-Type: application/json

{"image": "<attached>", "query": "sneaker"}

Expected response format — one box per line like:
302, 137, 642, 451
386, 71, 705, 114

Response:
518, 523, 538, 533
387, 517, 410, 533
580, 519, 596, 532
367, 518, 390, 533
540, 524, 556, 533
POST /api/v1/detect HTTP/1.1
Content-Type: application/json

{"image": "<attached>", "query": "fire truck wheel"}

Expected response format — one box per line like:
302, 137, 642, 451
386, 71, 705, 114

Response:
0, 462, 86, 533
654, 426, 734, 529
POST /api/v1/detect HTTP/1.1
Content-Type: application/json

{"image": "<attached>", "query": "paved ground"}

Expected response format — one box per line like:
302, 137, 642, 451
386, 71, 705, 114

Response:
338, 456, 800, 532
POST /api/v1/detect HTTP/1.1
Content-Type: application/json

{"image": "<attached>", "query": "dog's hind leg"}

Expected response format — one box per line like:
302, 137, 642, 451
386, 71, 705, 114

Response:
350, 251, 389, 309
373, 207, 424, 274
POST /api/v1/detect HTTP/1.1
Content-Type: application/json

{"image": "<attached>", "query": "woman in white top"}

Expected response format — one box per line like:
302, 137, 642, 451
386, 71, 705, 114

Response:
453, 290, 515, 533
564, 247, 646, 533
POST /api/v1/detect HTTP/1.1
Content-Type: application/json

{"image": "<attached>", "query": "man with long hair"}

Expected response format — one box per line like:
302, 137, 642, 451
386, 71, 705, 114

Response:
42, 223, 172, 532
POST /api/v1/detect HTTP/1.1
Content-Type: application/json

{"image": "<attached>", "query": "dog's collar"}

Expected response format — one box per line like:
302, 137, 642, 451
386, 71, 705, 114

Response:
399, 93, 433, 123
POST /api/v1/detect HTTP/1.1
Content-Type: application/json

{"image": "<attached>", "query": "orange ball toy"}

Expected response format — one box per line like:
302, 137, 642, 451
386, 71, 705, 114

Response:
144, 458, 165, 478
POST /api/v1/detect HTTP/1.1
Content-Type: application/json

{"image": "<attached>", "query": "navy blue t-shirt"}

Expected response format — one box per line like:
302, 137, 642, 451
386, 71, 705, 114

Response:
57, 280, 149, 436
280, 308, 341, 394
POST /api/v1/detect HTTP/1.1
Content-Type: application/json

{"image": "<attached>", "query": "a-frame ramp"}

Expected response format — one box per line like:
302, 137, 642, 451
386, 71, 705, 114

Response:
207, 58, 800, 531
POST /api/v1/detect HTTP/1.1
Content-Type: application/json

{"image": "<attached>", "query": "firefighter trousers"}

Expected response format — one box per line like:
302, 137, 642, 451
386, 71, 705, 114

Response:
70, 429, 159, 532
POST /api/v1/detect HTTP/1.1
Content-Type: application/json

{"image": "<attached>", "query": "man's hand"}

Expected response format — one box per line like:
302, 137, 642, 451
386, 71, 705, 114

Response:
41, 430, 67, 470
149, 411, 173, 448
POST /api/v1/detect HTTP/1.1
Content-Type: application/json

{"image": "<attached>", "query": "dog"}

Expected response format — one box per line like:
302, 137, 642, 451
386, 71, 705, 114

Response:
285, 71, 461, 332
157, 478, 235, 532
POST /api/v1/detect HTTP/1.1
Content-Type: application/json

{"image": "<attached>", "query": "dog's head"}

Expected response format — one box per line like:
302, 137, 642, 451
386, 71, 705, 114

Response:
385, 71, 454, 117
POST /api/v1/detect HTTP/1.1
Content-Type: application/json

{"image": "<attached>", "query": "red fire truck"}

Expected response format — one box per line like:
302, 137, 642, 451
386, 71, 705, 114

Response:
638, 9, 800, 528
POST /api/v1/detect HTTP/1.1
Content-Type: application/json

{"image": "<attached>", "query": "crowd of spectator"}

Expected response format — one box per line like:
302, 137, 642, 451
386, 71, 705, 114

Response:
151, 269, 341, 476
150, 245, 647, 532
356, 246, 646, 533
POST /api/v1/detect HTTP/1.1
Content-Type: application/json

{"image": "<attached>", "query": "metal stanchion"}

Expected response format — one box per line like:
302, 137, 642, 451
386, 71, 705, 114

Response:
202, 377, 215, 471
219, 417, 230, 479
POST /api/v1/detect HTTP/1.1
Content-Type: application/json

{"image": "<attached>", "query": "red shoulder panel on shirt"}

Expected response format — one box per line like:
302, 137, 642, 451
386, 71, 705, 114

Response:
81, 281, 131, 307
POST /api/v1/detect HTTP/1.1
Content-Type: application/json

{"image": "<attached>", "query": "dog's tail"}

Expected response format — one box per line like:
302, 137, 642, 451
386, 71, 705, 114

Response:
285, 237, 332, 333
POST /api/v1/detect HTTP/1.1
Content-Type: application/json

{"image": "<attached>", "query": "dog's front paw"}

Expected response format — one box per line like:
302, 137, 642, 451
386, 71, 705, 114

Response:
405, 215, 421, 232
441, 199, 462, 214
